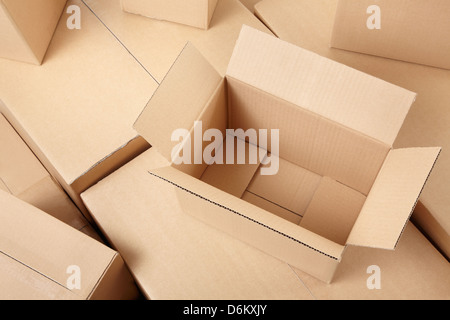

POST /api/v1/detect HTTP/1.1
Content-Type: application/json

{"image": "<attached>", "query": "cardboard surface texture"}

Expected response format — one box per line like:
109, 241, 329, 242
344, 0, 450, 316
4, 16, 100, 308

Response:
82, 148, 450, 300
133, 26, 440, 283
0, 0, 67, 65
331, 0, 450, 70
82, 0, 272, 82
0, 0, 157, 217
255, 0, 450, 260
0, 190, 139, 300
121, 0, 218, 29
0, 113, 101, 241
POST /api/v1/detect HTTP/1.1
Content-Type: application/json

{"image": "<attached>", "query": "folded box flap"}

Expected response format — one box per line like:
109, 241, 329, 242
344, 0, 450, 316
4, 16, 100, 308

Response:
347, 147, 441, 250
134, 42, 223, 162
226, 25, 416, 146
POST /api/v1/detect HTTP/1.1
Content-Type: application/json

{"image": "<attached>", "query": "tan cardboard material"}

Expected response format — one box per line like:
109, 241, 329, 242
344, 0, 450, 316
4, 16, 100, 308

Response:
0, 190, 139, 300
121, 0, 218, 29
331, 0, 450, 70
0, 113, 101, 241
254, 0, 450, 260
239, 0, 261, 12
82, 149, 314, 300
82, 0, 272, 82
0, 0, 157, 217
0, 0, 66, 65
294, 222, 450, 300
133, 26, 440, 283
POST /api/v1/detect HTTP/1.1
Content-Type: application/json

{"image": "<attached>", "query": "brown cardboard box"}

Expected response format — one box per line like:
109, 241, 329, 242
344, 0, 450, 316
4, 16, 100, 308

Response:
330, 0, 450, 70
82, 149, 314, 300
82, 0, 272, 82
0, 113, 101, 241
0, 190, 139, 300
0, 0, 66, 65
0, 0, 270, 219
131, 25, 439, 283
254, 0, 450, 260
81, 149, 450, 300
0, 0, 157, 217
121, 0, 218, 29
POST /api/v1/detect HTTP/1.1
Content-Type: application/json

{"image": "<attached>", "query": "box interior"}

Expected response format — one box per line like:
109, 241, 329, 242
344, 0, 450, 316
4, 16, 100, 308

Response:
171, 76, 391, 245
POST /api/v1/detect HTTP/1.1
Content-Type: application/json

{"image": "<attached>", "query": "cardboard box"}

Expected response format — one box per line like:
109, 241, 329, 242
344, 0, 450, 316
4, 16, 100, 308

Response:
0, 190, 139, 300
0, 113, 102, 241
82, 149, 314, 300
121, 0, 218, 30
330, 0, 450, 70
0, 0, 66, 65
0, 0, 157, 218
254, 0, 450, 260
131, 25, 440, 283
82, 149, 450, 300
82, 0, 271, 82
0, 0, 269, 219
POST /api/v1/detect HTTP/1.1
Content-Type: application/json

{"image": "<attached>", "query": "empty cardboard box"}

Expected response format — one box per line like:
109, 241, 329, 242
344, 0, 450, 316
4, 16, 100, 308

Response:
331, 0, 450, 70
121, 0, 218, 29
0, 0, 67, 65
0, 112, 101, 241
0, 190, 139, 300
133, 26, 440, 283
254, 0, 450, 260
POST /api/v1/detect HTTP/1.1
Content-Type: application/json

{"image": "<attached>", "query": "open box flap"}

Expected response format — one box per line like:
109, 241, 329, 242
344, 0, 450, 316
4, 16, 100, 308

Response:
226, 25, 416, 146
148, 165, 345, 261
346, 147, 441, 250
134, 42, 223, 162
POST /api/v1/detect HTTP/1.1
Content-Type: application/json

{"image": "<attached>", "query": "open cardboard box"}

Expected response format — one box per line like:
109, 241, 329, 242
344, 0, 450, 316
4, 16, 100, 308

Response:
0, 0, 66, 65
331, 0, 450, 70
0, 112, 102, 241
254, 0, 450, 260
0, 190, 139, 300
121, 0, 218, 30
134, 26, 441, 283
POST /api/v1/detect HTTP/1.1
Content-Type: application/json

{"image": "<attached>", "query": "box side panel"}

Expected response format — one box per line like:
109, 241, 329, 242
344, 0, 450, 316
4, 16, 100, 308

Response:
88, 254, 140, 300
0, 3, 38, 64
227, 77, 390, 195
331, 0, 450, 70
3, 0, 67, 64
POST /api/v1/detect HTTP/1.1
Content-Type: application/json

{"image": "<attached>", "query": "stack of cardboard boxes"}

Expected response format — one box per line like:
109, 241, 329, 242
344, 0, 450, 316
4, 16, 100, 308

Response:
0, 0, 448, 300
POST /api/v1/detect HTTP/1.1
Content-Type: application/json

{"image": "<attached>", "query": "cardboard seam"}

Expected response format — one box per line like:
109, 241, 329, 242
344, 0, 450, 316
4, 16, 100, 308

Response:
148, 171, 340, 261
0, 250, 78, 296
80, 0, 159, 84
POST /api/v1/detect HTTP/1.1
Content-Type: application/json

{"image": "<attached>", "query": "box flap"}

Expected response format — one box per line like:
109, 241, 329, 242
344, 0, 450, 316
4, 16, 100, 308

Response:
347, 147, 441, 249
226, 25, 416, 146
134, 42, 223, 162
